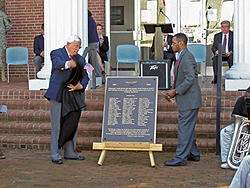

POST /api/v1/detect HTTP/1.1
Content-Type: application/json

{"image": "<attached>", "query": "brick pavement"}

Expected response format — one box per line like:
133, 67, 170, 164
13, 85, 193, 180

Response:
0, 149, 234, 188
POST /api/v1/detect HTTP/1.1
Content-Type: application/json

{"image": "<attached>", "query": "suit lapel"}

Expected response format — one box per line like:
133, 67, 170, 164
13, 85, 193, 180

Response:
62, 46, 71, 61
220, 32, 222, 41
229, 31, 233, 51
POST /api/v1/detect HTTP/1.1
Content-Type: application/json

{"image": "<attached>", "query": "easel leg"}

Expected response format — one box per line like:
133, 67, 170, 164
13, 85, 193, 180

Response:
98, 150, 106, 166
148, 151, 155, 167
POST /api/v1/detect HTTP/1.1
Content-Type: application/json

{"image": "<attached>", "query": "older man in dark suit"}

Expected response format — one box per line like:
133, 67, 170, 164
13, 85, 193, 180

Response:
44, 35, 89, 164
33, 24, 44, 76
164, 33, 202, 166
211, 20, 233, 84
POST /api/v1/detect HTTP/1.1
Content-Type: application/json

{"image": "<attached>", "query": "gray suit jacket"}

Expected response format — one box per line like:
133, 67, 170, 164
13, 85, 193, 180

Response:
175, 48, 202, 111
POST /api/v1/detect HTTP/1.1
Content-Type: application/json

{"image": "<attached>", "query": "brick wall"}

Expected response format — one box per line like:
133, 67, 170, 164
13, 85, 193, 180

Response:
88, 0, 105, 30
4, 0, 44, 81
2, 0, 105, 81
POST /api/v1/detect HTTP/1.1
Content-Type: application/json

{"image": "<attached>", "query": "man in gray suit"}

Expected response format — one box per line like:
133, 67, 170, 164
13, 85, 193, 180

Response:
164, 33, 202, 166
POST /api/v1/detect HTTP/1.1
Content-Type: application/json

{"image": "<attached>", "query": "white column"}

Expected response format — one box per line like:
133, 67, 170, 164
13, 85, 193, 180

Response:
29, 0, 88, 90
165, 0, 180, 34
225, 0, 250, 91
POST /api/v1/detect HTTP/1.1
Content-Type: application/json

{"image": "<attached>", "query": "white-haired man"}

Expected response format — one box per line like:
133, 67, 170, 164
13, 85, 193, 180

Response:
44, 35, 89, 164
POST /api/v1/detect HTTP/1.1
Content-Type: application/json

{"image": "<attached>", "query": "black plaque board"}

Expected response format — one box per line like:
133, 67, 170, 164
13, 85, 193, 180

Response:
144, 24, 173, 34
140, 60, 171, 90
102, 77, 158, 143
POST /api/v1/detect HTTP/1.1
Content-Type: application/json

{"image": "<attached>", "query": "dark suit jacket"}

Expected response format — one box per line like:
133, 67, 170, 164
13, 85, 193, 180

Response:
88, 16, 99, 43
151, 34, 174, 53
175, 48, 202, 111
211, 31, 233, 55
33, 34, 44, 56
44, 47, 89, 102
98, 36, 109, 63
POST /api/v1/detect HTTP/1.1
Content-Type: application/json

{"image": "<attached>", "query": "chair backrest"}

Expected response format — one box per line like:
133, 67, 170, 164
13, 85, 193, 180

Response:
116, 45, 139, 63
6, 47, 28, 65
187, 44, 206, 63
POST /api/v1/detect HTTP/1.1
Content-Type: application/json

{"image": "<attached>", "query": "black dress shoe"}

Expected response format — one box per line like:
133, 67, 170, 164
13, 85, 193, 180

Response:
211, 80, 217, 84
52, 159, 63, 164
0, 150, 6, 159
187, 154, 200, 162
164, 159, 187, 166
64, 155, 85, 160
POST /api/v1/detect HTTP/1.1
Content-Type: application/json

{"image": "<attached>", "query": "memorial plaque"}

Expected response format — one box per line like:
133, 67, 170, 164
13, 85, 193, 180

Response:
102, 77, 158, 143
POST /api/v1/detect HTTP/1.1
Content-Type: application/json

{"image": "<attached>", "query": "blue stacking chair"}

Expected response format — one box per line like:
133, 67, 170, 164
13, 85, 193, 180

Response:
116, 45, 139, 76
6, 47, 29, 83
187, 44, 206, 76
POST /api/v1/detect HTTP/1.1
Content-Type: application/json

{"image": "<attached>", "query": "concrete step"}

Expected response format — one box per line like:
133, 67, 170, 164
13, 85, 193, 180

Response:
0, 135, 216, 153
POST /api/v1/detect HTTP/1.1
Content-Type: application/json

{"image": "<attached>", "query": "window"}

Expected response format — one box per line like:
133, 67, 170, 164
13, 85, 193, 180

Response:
111, 6, 124, 25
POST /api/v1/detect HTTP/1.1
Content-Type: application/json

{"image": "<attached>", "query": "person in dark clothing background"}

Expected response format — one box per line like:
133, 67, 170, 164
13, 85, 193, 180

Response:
211, 20, 233, 84
151, 32, 175, 71
82, 10, 100, 89
33, 24, 44, 76
96, 24, 109, 71
220, 86, 250, 169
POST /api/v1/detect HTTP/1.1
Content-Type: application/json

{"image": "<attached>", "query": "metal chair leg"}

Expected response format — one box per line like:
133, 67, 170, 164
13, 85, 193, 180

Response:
7, 64, 9, 84
117, 62, 119, 76
27, 64, 30, 81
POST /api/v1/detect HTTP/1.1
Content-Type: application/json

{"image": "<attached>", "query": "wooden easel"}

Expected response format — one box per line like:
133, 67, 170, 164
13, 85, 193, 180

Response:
93, 142, 162, 167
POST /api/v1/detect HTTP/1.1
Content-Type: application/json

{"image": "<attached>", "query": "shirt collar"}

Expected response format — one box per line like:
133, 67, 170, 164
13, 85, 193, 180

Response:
65, 46, 71, 59
177, 50, 183, 59
223, 33, 229, 37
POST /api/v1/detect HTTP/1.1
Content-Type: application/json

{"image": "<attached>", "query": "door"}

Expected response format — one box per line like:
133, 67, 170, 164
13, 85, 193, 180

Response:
110, 0, 135, 71
179, 0, 234, 75
180, 0, 206, 44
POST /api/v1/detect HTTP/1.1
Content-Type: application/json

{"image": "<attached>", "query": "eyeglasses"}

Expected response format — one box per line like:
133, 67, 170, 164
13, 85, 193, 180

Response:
221, 26, 229, 28
73, 45, 81, 49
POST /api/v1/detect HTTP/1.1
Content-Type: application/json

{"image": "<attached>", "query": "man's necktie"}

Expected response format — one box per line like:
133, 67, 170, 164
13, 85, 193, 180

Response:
222, 35, 227, 54
70, 55, 72, 60
173, 58, 179, 89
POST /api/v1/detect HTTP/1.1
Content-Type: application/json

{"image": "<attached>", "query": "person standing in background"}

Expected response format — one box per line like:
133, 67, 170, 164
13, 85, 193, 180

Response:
33, 24, 44, 77
82, 10, 100, 89
0, 10, 12, 82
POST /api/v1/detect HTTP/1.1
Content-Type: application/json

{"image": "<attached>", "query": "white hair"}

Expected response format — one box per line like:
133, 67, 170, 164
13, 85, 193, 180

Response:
66, 35, 81, 43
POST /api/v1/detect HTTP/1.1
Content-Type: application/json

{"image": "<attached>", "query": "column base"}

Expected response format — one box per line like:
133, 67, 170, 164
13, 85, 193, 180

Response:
225, 79, 250, 91
29, 79, 49, 91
